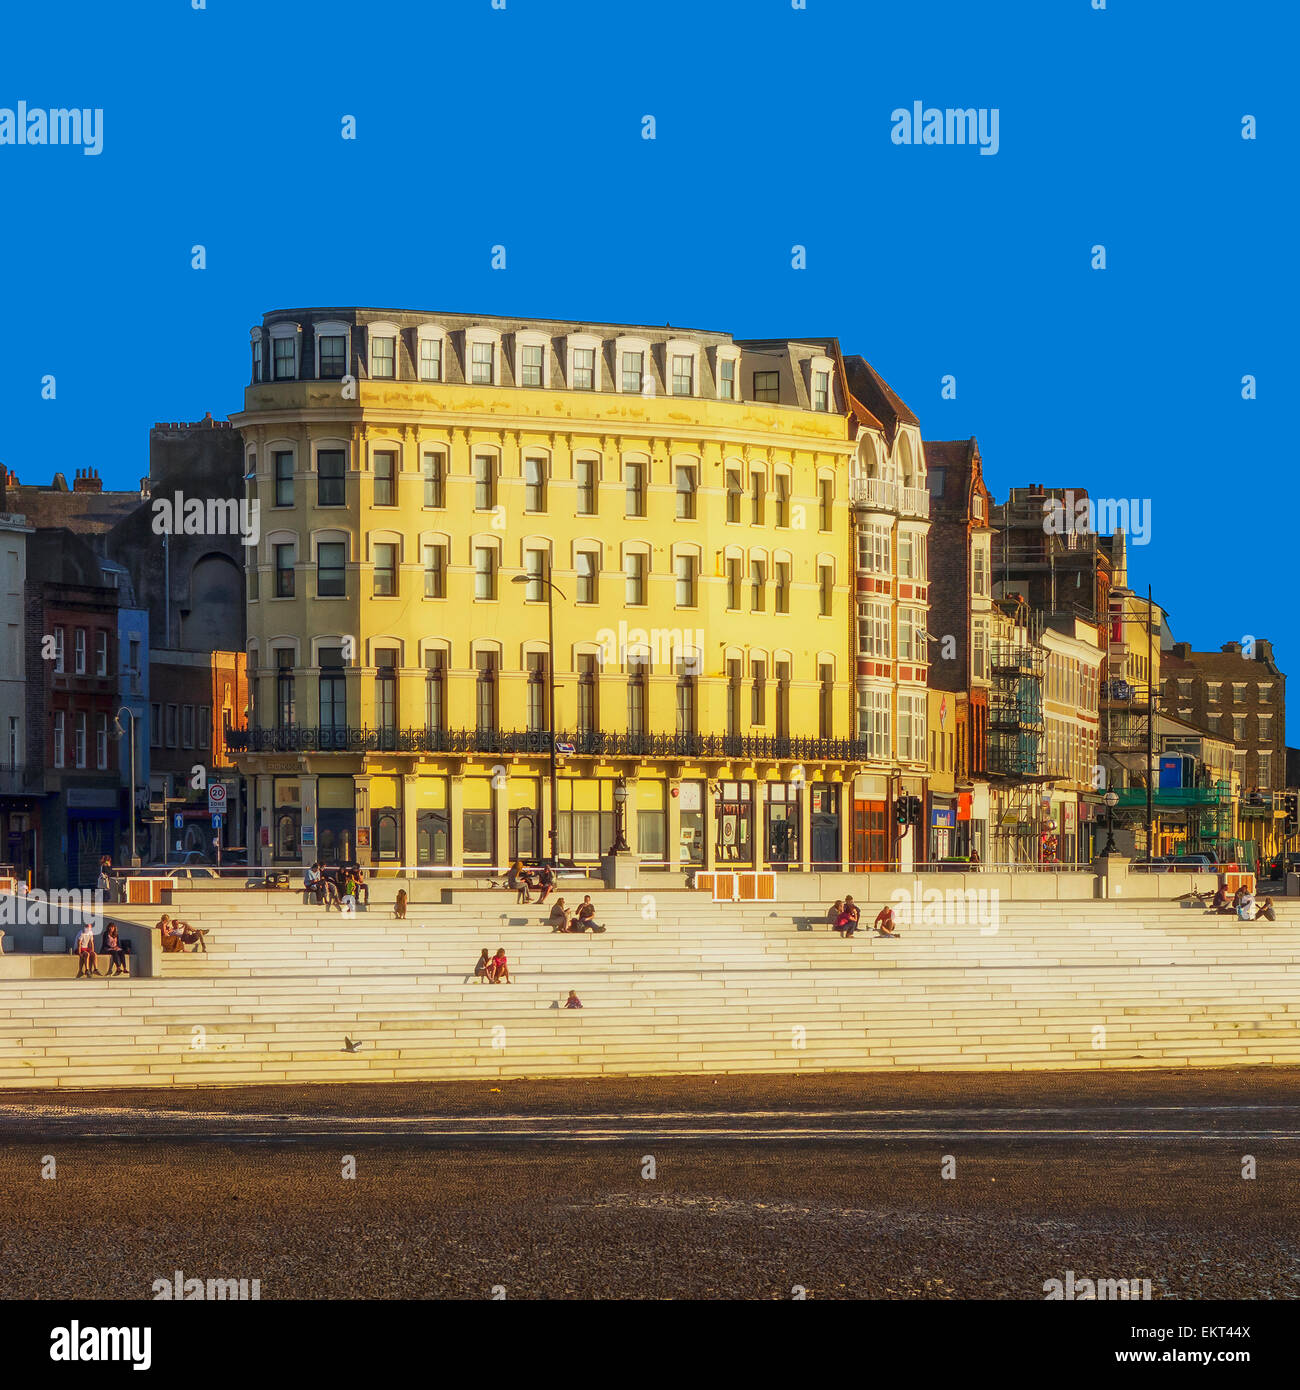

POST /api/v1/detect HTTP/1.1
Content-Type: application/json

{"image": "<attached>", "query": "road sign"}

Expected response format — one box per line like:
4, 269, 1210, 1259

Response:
173, 814, 183, 830
212, 813, 223, 830
207, 782, 227, 813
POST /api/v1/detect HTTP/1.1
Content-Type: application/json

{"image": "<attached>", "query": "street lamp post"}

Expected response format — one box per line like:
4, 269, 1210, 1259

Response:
1101, 789, 1119, 857
512, 557, 563, 868
112, 706, 138, 866
610, 776, 631, 854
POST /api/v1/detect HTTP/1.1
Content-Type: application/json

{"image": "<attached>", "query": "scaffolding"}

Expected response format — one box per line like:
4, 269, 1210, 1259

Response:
987, 639, 1052, 863
993, 490, 1112, 627
988, 640, 1045, 778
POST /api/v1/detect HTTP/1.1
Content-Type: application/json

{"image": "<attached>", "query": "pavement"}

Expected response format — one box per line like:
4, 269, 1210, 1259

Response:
2, 1068, 1298, 1299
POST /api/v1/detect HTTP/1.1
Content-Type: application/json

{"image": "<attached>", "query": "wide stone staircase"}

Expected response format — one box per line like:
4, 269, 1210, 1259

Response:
0, 889, 1295, 1088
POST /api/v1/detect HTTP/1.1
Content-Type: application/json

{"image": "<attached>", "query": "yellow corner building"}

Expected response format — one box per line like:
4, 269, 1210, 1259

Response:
230, 309, 930, 878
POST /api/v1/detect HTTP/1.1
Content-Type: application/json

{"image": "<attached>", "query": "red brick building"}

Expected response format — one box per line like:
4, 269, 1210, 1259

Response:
148, 650, 248, 860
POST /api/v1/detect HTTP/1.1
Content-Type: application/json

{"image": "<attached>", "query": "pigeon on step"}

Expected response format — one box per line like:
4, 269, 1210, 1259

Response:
343, 1036, 364, 1053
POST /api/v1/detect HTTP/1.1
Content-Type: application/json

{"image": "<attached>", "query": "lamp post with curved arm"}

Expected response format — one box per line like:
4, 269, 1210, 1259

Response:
511, 555, 563, 867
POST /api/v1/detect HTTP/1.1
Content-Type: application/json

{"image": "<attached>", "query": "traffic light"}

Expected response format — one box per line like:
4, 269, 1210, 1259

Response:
909, 795, 923, 826
895, 796, 909, 826
1284, 792, 1298, 838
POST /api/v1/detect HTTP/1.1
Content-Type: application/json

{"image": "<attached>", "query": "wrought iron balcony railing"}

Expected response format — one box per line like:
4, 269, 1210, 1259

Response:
226, 726, 875, 762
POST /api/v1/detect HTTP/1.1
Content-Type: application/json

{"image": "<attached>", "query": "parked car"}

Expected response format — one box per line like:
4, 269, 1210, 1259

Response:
1165, 854, 1218, 872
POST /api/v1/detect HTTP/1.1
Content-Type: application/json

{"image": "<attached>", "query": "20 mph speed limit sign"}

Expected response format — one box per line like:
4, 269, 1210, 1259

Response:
207, 782, 228, 814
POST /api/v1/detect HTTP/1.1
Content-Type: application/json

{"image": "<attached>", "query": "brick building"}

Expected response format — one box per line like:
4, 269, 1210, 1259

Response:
26, 579, 122, 886
1162, 638, 1287, 862
148, 650, 248, 861
925, 437, 992, 858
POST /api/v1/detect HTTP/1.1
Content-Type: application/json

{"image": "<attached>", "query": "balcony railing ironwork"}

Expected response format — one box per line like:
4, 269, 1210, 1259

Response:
226, 726, 876, 762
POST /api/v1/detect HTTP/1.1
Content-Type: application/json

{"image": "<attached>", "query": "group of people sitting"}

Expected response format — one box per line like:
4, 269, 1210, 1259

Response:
506, 859, 555, 904
303, 862, 369, 911
155, 914, 209, 953
469, 947, 512, 984
74, 921, 133, 977
547, 896, 606, 933
828, 896, 901, 938
1189, 883, 1276, 921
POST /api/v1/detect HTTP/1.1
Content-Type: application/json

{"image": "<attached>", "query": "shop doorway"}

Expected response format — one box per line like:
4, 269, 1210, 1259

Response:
850, 799, 888, 871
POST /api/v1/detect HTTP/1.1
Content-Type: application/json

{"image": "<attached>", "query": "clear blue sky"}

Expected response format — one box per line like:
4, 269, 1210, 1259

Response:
1, 1, 1292, 714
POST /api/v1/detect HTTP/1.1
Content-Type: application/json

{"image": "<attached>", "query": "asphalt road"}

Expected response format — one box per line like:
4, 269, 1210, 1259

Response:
2, 1068, 1298, 1299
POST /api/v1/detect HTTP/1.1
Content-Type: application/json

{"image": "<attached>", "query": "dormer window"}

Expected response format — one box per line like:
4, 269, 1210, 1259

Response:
665, 338, 699, 398
662, 338, 699, 398
715, 346, 740, 400
809, 354, 835, 412
573, 348, 596, 390
419, 337, 441, 381
567, 333, 603, 391
251, 332, 263, 383
515, 330, 550, 388
813, 370, 830, 411
753, 370, 780, 402
319, 335, 346, 378
269, 324, 300, 380
473, 343, 493, 382
615, 335, 652, 394
520, 345, 544, 386
368, 323, 398, 379
314, 321, 350, 380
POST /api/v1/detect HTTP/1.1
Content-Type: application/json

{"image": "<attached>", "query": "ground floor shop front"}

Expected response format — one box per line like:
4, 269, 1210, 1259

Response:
240, 758, 929, 875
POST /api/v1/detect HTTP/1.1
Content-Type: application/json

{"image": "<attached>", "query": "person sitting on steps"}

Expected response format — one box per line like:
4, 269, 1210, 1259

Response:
507, 859, 534, 901
549, 897, 573, 932
342, 862, 369, 906
394, 889, 408, 920
102, 921, 131, 977
573, 896, 605, 933
303, 862, 322, 905
173, 919, 209, 953
155, 914, 207, 954
874, 904, 901, 938
75, 922, 103, 977
834, 897, 860, 937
